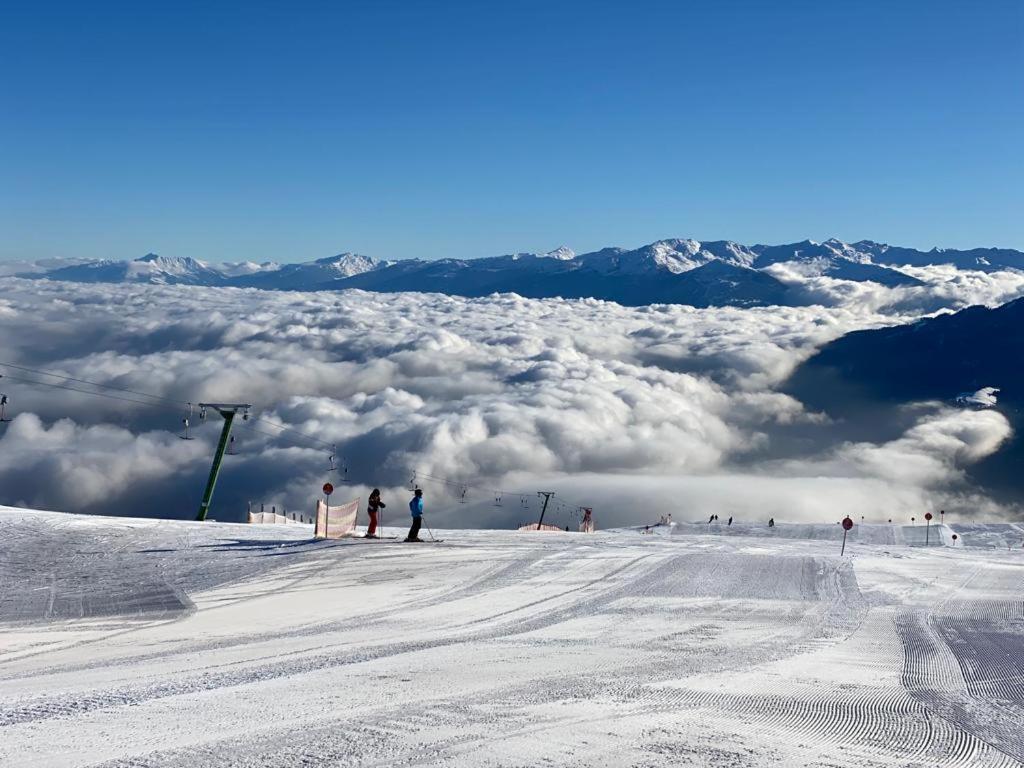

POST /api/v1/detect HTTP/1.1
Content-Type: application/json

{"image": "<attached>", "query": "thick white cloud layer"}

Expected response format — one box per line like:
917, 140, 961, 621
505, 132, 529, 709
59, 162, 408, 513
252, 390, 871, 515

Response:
0, 274, 1019, 526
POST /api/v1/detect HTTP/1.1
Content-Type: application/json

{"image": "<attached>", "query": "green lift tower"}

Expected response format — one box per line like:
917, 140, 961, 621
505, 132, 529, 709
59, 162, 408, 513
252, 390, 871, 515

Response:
195, 403, 251, 521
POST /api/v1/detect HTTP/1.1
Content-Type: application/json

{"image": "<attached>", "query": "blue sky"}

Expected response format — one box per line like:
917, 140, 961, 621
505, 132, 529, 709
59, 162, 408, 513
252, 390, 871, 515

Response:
3, 0, 1022, 263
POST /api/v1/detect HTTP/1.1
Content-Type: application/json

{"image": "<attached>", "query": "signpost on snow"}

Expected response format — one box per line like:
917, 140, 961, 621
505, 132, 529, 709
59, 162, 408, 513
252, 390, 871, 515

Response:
952, 533, 958, 546
925, 512, 933, 545
841, 516, 854, 556
321, 483, 334, 537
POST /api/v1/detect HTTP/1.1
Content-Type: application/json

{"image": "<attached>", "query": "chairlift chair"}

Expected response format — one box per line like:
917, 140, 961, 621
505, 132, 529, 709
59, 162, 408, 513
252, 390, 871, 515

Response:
180, 403, 195, 439
226, 435, 238, 455
0, 393, 10, 423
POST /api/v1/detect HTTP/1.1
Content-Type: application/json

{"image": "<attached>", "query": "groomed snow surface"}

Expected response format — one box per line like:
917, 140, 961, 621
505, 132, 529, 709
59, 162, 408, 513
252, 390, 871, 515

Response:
1, 507, 1023, 767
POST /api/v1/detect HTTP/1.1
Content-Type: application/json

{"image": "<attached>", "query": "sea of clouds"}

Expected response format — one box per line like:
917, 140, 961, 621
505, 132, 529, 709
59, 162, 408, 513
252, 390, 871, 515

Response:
0, 267, 1021, 528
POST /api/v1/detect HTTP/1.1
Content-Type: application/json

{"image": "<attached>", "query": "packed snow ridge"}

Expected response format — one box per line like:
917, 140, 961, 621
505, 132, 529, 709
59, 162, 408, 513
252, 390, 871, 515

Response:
2, 507, 1024, 767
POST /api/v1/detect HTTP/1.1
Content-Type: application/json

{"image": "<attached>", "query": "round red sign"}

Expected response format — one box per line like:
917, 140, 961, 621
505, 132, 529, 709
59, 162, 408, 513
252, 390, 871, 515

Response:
322, 482, 334, 496
842, 516, 854, 531
925, 512, 933, 521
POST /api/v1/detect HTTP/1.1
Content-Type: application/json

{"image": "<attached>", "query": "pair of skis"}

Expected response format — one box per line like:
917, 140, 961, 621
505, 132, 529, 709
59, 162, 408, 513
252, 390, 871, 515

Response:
359, 535, 445, 543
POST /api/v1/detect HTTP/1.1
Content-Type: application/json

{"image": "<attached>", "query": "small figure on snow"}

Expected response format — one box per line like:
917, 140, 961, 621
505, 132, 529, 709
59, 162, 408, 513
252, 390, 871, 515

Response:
405, 489, 424, 542
366, 489, 386, 538
727, 516, 733, 526
708, 514, 715, 524
768, 517, 775, 528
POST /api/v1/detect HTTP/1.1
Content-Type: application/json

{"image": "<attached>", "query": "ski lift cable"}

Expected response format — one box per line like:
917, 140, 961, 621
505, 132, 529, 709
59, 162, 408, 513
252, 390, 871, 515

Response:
3, 371, 340, 456
0, 363, 330, 451
2, 367, 596, 512
0, 372, 184, 410
246, 414, 336, 449
0, 363, 339, 453
409, 467, 590, 513
235, 420, 331, 450
0, 361, 187, 406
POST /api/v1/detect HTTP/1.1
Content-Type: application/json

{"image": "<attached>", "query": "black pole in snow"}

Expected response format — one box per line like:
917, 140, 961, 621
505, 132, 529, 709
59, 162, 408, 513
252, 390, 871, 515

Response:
840, 516, 853, 556
536, 492, 554, 530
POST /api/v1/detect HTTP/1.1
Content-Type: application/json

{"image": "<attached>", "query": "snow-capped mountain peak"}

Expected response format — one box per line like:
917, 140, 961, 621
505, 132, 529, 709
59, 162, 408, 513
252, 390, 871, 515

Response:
19, 236, 1024, 306
312, 252, 380, 276
544, 246, 576, 261
133, 253, 211, 273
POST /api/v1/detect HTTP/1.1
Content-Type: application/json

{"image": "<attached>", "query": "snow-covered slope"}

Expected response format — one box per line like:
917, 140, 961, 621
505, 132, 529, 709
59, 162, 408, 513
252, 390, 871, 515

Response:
2, 506, 1023, 767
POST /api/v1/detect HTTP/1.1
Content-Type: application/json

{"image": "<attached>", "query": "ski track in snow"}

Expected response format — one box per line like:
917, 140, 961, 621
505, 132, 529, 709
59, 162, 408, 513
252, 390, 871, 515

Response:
1, 508, 1023, 767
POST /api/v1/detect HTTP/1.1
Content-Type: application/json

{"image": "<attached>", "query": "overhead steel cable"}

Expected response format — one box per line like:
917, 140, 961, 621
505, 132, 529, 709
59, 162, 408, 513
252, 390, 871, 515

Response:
247, 415, 336, 449
0, 363, 338, 454
236, 419, 333, 451
1, 363, 594, 512
410, 469, 589, 515
0, 372, 181, 411
0, 361, 187, 407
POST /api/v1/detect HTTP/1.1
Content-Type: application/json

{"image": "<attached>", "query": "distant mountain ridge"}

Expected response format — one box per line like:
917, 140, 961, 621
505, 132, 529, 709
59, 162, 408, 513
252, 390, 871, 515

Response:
785, 296, 1024, 496
16, 237, 1024, 308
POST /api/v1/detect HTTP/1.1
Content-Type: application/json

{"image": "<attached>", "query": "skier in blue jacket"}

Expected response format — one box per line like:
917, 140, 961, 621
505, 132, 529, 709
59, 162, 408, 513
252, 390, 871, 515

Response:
405, 489, 424, 542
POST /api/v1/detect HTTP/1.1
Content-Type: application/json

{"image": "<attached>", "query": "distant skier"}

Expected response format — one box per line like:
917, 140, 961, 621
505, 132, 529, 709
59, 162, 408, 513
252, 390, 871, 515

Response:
405, 489, 424, 542
708, 514, 715, 524
727, 516, 733, 526
768, 517, 775, 528
366, 489, 385, 538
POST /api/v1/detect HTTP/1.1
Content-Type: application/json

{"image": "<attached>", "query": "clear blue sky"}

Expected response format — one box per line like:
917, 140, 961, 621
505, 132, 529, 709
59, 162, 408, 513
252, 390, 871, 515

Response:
3, 0, 1022, 263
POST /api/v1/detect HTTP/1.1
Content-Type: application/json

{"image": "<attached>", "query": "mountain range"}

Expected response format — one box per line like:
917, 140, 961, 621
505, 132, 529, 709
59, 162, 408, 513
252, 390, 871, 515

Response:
17, 238, 1024, 308
786, 296, 1024, 497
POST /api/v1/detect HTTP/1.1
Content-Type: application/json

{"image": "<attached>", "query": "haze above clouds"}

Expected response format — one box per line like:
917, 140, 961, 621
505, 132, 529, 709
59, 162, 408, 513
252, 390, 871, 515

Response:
0, 268, 1020, 527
